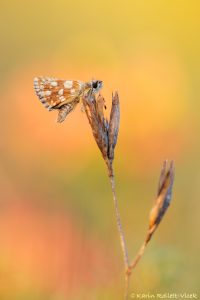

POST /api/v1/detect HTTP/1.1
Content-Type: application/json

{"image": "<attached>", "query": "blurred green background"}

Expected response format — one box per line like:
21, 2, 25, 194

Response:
0, 0, 199, 299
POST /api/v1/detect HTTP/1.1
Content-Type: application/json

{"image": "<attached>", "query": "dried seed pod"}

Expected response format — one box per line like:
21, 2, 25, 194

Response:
147, 160, 174, 241
82, 90, 120, 177
129, 160, 175, 272
108, 92, 120, 160
82, 91, 108, 161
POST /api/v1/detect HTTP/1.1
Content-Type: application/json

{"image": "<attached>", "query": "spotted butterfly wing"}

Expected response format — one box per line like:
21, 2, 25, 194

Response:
34, 77, 85, 123
56, 101, 80, 123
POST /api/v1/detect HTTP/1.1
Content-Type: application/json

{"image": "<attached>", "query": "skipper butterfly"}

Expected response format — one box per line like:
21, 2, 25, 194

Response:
34, 77, 103, 122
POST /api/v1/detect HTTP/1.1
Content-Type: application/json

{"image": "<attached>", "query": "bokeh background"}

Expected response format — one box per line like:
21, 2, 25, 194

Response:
0, 1, 199, 299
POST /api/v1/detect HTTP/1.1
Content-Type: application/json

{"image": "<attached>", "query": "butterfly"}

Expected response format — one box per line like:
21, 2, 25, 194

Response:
34, 77, 103, 123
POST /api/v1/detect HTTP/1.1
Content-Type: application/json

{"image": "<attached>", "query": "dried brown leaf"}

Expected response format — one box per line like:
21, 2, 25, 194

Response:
96, 94, 107, 123
82, 91, 108, 161
108, 92, 120, 160
147, 160, 175, 242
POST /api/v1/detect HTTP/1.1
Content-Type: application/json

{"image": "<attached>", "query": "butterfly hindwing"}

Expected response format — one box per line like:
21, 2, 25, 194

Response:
57, 100, 79, 123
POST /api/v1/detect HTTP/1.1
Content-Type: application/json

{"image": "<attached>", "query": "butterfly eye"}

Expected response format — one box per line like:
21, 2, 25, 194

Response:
92, 81, 98, 89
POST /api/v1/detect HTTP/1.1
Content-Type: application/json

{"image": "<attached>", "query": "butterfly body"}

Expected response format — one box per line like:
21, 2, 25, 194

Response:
34, 77, 103, 122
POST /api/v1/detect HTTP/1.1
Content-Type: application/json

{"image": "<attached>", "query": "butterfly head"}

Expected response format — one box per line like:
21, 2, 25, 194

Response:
91, 80, 103, 93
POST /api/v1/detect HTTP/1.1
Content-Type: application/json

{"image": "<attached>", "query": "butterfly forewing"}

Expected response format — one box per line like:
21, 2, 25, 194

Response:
34, 77, 84, 111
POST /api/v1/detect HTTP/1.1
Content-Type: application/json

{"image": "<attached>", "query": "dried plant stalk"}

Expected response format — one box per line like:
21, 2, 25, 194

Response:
82, 91, 175, 300
83, 91, 129, 298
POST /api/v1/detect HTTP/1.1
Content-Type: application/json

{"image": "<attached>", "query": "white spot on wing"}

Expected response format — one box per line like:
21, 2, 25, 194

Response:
45, 91, 51, 96
64, 81, 73, 89
51, 81, 58, 87
38, 91, 45, 97
58, 89, 64, 95
59, 96, 65, 102
70, 88, 75, 94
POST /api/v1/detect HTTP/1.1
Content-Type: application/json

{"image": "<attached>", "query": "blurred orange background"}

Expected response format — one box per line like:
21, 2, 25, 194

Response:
0, 1, 199, 299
